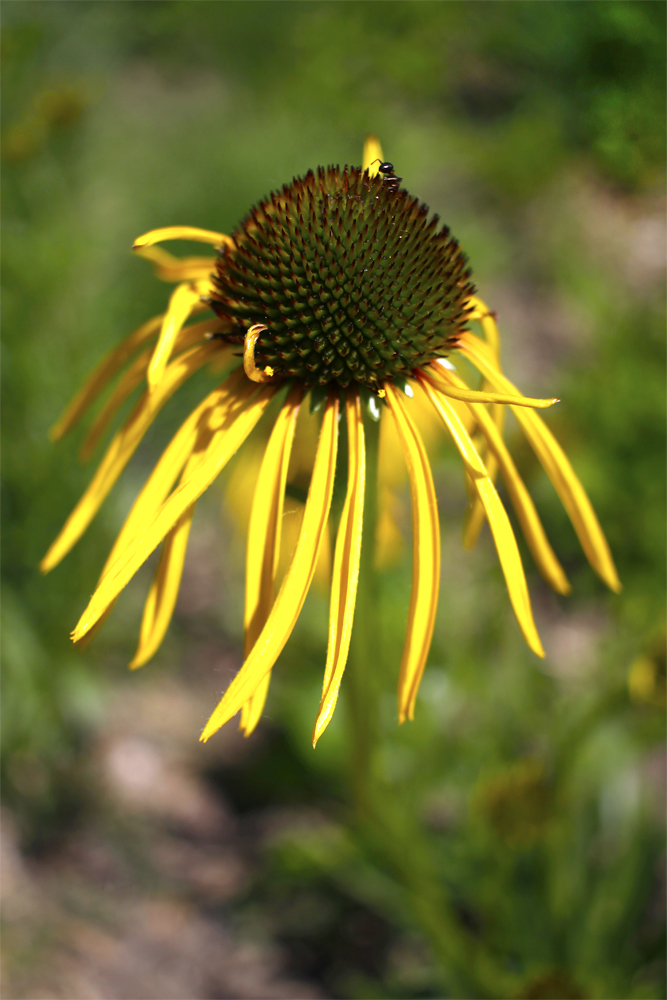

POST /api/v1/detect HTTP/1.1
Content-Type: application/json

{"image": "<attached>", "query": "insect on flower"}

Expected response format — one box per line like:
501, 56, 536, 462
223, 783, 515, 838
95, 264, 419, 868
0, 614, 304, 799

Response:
373, 159, 403, 192
42, 136, 620, 746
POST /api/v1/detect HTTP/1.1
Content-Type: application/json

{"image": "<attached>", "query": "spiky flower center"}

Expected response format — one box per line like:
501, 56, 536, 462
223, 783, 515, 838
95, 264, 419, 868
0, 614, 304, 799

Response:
211, 166, 474, 390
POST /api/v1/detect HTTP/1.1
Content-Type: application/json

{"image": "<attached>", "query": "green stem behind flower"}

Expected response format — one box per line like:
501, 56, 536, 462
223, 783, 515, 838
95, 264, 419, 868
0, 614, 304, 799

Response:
344, 403, 519, 998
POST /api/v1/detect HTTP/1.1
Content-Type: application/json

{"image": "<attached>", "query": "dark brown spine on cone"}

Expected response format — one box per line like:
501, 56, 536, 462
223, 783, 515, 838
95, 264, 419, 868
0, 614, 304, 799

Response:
209, 165, 475, 390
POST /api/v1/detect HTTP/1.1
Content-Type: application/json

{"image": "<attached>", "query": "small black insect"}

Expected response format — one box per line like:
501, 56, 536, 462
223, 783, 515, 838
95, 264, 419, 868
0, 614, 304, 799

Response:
371, 159, 403, 193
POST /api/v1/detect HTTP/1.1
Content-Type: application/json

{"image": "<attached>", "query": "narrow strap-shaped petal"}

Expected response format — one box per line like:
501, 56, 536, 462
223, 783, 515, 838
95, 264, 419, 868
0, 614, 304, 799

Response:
129, 503, 195, 669
465, 294, 501, 358
426, 366, 558, 408
385, 384, 441, 723
239, 674, 272, 737
79, 348, 151, 461
239, 385, 303, 735
132, 244, 216, 282
420, 377, 544, 658
199, 395, 339, 742
147, 281, 211, 392
79, 320, 231, 461
101, 368, 249, 578
133, 226, 234, 250
313, 391, 366, 746
73, 369, 250, 648
363, 135, 383, 173
71, 382, 276, 642
49, 314, 163, 441
41, 342, 221, 573
458, 333, 621, 592
127, 377, 253, 670
459, 298, 504, 547
426, 367, 570, 595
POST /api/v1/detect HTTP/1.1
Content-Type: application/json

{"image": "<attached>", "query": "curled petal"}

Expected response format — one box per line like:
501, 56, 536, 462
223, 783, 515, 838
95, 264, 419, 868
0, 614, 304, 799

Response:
133, 226, 234, 250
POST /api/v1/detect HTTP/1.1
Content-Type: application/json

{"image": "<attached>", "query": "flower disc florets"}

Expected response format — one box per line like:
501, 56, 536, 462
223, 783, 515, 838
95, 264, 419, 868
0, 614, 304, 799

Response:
210, 166, 475, 390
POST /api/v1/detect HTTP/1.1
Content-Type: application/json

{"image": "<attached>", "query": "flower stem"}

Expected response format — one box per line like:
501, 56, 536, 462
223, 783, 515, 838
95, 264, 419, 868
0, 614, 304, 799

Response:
344, 403, 517, 998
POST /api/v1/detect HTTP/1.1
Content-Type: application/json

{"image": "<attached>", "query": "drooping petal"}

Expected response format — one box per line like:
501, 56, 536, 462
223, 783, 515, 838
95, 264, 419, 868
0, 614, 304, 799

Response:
132, 226, 234, 250
73, 369, 250, 649
71, 380, 276, 642
240, 385, 303, 735
79, 348, 151, 461
147, 281, 211, 392
41, 342, 222, 573
79, 320, 231, 462
49, 314, 163, 441
424, 367, 570, 595
363, 136, 384, 174
132, 244, 216, 283
384, 384, 441, 723
459, 297, 504, 548
199, 395, 340, 742
458, 332, 621, 593
313, 391, 366, 746
420, 376, 544, 658
465, 294, 501, 358
129, 504, 195, 669
426, 367, 558, 409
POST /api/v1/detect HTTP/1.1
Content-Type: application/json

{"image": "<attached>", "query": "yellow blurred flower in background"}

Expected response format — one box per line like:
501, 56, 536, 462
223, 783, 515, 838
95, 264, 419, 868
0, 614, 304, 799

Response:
41, 138, 620, 747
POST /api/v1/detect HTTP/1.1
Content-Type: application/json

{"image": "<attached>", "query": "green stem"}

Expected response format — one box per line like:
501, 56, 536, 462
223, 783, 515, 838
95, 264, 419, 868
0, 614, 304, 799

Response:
344, 402, 518, 998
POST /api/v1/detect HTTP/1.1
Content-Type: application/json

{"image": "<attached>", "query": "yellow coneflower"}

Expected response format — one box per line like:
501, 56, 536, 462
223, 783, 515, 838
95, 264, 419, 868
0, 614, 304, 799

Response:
42, 137, 620, 746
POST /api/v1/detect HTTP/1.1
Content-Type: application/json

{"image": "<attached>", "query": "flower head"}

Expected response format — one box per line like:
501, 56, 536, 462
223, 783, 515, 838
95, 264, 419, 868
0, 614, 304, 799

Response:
42, 137, 620, 746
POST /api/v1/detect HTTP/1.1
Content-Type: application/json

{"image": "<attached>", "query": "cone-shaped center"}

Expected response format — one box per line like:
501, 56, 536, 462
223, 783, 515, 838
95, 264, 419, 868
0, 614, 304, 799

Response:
211, 166, 475, 390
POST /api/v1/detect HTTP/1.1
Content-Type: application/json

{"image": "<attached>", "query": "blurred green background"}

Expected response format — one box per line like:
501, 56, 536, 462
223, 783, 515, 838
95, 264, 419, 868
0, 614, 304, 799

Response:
2, 2, 665, 998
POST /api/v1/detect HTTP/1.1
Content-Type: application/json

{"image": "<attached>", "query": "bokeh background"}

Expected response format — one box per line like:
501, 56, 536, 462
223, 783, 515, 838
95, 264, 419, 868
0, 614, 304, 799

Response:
2, 2, 665, 998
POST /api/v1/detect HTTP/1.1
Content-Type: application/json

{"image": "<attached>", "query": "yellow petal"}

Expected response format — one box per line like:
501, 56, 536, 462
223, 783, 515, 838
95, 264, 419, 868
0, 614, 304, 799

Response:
101, 368, 247, 578
465, 295, 501, 359
71, 380, 275, 642
420, 377, 544, 658
313, 391, 366, 746
132, 244, 216, 282
385, 384, 441, 723
239, 674, 272, 736
458, 333, 621, 593
79, 348, 151, 462
49, 314, 164, 441
240, 385, 303, 735
72, 369, 250, 647
129, 503, 195, 669
147, 282, 210, 392
133, 226, 234, 250
427, 365, 558, 409
363, 135, 384, 174
200, 394, 339, 742
426, 368, 570, 595
458, 296, 504, 544
41, 342, 222, 574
